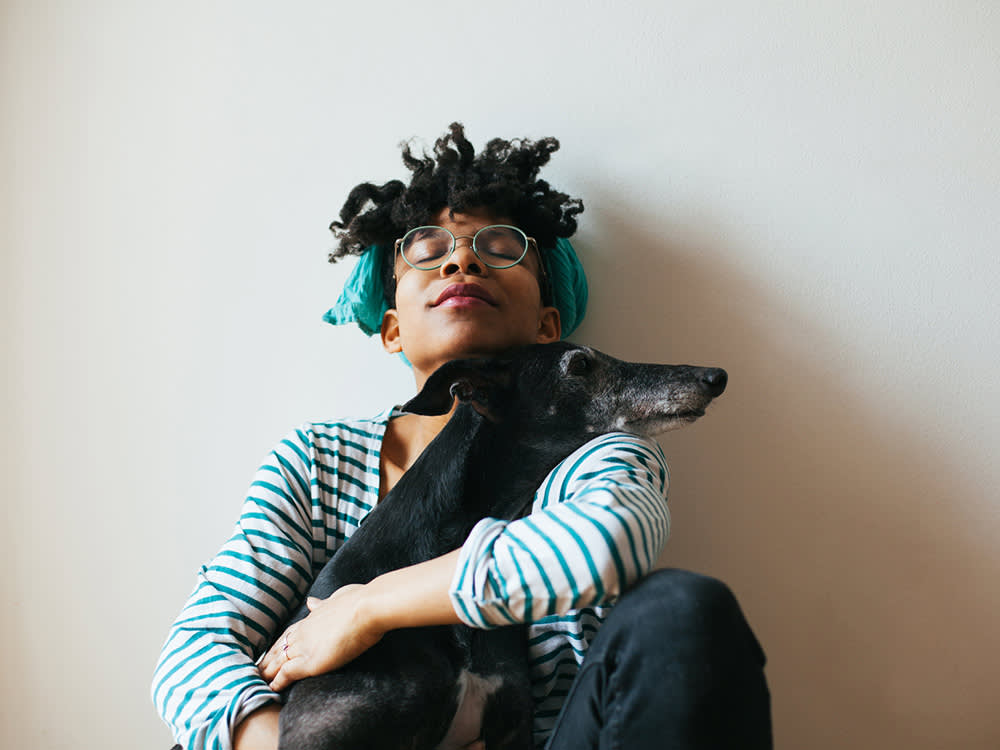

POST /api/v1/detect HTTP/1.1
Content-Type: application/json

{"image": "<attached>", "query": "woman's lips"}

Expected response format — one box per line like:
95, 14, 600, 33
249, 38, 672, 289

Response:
434, 284, 497, 307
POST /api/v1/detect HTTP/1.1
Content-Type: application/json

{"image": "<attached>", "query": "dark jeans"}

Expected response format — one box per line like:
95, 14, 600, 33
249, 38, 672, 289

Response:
545, 569, 772, 750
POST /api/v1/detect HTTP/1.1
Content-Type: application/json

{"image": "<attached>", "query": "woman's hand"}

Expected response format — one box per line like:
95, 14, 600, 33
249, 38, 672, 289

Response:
258, 584, 385, 692
258, 549, 464, 693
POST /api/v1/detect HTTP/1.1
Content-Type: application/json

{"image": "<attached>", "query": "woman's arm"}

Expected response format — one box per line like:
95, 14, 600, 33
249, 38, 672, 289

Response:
152, 420, 385, 750
233, 705, 281, 750
259, 549, 463, 691
260, 432, 669, 690
450, 432, 670, 627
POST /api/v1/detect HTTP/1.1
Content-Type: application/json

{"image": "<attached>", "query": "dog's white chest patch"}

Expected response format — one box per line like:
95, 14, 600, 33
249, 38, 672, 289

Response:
435, 670, 503, 750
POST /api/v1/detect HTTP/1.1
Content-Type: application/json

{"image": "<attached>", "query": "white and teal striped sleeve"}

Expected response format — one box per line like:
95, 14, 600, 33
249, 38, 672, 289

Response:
151, 426, 320, 750
449, 432, 671, 628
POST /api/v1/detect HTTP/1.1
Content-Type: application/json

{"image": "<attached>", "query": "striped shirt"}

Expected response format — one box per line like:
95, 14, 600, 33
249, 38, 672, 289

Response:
152, 409, 670, 750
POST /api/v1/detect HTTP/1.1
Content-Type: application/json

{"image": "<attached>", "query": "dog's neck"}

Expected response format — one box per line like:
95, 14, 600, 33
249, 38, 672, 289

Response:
420, 402, 591, 524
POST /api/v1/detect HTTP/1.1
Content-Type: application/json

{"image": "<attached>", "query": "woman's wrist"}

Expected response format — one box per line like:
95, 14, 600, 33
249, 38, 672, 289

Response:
361, 549, 464, 634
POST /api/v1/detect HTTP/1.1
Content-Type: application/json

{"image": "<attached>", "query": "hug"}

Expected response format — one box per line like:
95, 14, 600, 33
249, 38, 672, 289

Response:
152, 122, 772, 750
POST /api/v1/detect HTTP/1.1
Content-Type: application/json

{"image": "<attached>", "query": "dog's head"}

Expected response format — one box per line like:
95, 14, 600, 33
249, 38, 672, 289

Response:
402, 342, 727, 439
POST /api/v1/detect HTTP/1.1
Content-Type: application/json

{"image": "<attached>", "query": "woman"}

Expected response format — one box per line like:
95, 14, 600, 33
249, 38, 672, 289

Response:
152, 123, 771, 750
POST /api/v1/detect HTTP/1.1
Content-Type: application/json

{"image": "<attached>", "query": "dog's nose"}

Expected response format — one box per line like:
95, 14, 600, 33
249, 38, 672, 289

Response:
701, 368, 728, 397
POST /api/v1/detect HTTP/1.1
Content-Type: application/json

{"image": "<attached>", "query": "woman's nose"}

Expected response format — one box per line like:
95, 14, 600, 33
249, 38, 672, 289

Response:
441, 240, 486, 277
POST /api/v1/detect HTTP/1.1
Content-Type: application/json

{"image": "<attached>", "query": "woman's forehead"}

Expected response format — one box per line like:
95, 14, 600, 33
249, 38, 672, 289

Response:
428, 206, 512, 231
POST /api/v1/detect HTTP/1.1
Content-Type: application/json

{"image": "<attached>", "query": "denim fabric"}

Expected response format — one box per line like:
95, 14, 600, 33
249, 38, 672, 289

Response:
545, 569, 772, 750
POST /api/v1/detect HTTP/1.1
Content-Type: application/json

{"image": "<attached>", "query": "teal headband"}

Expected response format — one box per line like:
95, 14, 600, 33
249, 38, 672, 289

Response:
322, 237, 589, 339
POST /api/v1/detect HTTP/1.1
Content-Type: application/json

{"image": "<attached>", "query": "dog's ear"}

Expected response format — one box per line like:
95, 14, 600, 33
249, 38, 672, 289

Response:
402, 358, 512, 421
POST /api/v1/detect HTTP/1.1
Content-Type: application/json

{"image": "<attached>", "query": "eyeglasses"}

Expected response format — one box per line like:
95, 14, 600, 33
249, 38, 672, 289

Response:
394, 224, 537, 271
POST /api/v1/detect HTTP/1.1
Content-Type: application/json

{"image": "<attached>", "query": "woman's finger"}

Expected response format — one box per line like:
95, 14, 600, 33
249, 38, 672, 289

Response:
257, 584, 381, 689
261, 632, 284, 677
256, 643, 273, 678
268, 653, 305, 693
267, 630, 312, 692
258, 626, 294, 681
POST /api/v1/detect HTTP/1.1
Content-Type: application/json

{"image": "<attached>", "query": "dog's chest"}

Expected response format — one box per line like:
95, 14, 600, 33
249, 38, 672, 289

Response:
435, 669, 504, 750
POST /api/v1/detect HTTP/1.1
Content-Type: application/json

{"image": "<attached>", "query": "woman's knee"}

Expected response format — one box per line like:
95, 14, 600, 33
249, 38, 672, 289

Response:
603, 569, 763, 659
618, 569, 739, 624
560, 569, 772, 750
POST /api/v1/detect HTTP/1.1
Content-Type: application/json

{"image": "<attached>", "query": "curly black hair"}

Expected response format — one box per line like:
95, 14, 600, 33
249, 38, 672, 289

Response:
328, 122, 584, 308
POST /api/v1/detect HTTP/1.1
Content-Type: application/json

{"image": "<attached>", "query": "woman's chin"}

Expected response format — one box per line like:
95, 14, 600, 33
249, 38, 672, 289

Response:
406, 332, 536, 372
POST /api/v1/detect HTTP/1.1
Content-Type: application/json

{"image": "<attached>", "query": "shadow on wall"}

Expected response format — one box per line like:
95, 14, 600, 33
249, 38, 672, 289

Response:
576, 194, 1000, 750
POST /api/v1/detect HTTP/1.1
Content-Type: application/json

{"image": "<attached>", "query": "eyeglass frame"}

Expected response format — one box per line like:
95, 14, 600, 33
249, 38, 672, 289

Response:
393, 224, 543, 270
391, 224, 553, 305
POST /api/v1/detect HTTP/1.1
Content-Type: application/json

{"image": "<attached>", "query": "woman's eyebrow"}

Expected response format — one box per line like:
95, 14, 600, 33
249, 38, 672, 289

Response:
405, 227, 443, 242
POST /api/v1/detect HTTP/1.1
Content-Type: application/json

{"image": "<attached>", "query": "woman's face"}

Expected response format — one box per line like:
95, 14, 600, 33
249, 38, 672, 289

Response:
380, 206, 561, 387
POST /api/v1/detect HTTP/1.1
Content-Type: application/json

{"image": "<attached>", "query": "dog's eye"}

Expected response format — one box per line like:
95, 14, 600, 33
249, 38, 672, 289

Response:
565, 352, 592, 377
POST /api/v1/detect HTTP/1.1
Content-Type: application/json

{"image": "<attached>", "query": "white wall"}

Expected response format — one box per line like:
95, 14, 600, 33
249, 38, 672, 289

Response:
3, 1, 998, 748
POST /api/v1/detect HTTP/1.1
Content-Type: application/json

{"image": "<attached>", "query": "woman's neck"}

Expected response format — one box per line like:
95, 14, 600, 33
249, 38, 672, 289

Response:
379, 410, 453, 499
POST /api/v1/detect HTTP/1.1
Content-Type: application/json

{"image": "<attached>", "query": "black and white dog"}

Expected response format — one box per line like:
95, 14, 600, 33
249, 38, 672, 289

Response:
277, 341, 727, 750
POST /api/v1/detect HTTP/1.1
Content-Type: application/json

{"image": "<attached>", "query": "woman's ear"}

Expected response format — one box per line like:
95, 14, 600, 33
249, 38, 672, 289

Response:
380, 309, 403, 354
536, 306, 561, 344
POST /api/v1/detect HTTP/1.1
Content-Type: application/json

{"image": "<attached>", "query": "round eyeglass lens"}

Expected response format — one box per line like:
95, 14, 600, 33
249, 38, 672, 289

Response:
474, 226, 528, 268
401, 227, 454, 269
